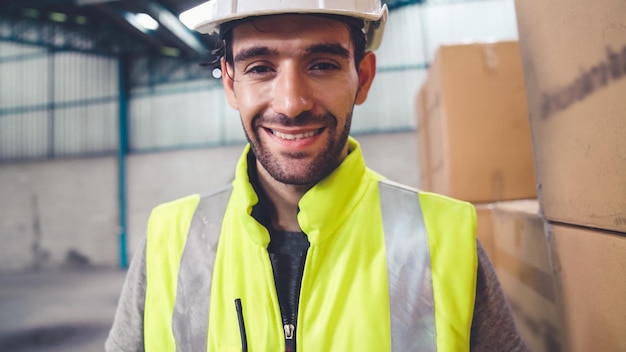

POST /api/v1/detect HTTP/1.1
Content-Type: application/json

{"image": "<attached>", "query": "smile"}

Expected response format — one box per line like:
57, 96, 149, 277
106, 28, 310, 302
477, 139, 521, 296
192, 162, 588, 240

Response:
270, 128, 323, 140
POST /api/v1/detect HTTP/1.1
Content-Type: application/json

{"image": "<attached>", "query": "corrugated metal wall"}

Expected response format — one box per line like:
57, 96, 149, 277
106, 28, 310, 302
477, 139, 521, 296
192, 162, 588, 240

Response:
1, 0, 519, 161
1, 43, 49, 160
129, 79, 244, 152
0, 41, 118, 162
53, 53, 118, 157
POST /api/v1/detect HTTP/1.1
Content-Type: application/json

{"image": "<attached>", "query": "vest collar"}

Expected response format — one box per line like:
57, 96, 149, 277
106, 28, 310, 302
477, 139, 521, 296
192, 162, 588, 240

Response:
231, 137, 371, 245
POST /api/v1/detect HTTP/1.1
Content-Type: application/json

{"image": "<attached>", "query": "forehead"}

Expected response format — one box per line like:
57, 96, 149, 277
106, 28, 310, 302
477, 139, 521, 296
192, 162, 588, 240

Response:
230, 14, 352, 48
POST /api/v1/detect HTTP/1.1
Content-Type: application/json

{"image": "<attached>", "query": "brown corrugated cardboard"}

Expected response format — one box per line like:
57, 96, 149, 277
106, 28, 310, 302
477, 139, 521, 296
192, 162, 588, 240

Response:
548, 223, 626, 352
415, 42, 536, 203
474, 203, 496, 264
514, 0, 626, 232
491, 200, 567, 352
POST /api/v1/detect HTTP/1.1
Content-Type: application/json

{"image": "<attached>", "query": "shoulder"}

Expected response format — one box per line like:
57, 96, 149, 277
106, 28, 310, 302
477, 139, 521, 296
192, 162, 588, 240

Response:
419, 190, 475, 214
416, 190, 477, 258
418, 190, 476, 226
145, 195, 201, 255
377, 178, 476, 220
149, 185, 232, 222
150, 194, 200, 218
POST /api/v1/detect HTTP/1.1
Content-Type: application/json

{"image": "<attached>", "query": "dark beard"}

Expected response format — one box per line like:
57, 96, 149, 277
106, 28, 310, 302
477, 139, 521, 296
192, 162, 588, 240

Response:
243, 111, 352, 185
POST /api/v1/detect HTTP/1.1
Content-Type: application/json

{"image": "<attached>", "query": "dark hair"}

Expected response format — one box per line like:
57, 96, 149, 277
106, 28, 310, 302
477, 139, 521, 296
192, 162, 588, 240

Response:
217, 15, 367, 73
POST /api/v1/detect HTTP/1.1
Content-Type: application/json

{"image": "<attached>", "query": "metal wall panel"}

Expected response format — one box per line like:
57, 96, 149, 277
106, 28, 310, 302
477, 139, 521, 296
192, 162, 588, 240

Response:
54, 52, 118, 101
0, 55, 48, 109
221, 100, 246, 144
0, 111, 48, 160
0, 40, 119, 161
354, 69, 426, 133
377, 5, 428, 67
54, 102, 118, 156
130, 56, 214, 87
130, 81, 244, 151
354, 4, 429, 133
0, 41, 45, 57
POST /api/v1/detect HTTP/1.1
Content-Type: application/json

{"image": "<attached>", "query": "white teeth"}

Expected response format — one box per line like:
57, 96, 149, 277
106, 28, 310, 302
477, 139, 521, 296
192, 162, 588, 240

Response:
272, 129, 319, 140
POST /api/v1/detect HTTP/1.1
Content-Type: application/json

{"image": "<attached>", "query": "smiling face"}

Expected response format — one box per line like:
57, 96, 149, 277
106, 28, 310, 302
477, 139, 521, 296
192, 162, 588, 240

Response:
222, 14, 376, 186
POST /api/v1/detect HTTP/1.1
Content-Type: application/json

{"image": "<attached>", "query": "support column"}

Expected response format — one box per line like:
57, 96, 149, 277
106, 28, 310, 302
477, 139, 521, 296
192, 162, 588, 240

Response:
117, 56, 130, 269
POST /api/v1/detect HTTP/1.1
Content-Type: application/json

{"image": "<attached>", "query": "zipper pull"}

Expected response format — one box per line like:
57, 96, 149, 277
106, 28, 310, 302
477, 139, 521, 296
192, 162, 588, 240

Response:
284, 323, 295, 340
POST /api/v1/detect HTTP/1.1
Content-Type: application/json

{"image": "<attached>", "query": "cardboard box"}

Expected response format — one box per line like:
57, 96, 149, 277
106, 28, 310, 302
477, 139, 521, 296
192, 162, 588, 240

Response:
548, 223, 626, 352
474, 203, 496, 264
514, 0, 626, 232
415, 42, 536, 203
491, 200, 567, 352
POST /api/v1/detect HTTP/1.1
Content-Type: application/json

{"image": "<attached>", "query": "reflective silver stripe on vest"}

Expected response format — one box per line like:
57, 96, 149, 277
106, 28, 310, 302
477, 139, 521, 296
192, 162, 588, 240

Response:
379, 180, 436, 352
172, 187, 232, 352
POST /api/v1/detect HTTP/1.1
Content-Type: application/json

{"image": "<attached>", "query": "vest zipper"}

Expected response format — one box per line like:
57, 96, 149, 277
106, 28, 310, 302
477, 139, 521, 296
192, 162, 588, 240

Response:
284, 323, 295, 352
284, 323, 295, 339
269, 250, 308, 352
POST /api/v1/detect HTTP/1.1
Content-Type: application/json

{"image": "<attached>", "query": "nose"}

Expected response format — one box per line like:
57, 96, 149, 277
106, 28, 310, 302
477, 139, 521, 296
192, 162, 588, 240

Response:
271, 64, 314, 118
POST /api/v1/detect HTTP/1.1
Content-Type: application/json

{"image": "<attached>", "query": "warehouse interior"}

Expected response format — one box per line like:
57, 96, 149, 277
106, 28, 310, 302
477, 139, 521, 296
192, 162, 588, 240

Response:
0, 0, 624, 350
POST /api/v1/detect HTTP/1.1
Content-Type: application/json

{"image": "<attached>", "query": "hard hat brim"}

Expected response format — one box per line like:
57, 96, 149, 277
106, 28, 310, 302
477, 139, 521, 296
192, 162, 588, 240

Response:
181, 2, 388, 51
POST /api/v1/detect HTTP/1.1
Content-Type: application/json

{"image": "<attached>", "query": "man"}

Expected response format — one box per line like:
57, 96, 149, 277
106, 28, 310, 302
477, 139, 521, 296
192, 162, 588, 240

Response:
106, 1, 527, 351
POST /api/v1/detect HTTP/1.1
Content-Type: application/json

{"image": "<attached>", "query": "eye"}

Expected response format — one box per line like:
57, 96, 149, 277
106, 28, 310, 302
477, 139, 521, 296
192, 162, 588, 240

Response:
244, 64, 274, 76
310, 61, 340, 71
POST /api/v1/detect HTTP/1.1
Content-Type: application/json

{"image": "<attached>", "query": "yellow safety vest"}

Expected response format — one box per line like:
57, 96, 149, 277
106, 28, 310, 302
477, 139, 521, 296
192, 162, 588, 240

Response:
144, 137, 477, 351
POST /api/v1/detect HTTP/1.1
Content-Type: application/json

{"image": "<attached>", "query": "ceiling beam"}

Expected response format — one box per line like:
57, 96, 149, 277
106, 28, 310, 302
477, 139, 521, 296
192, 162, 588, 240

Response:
143, 1, 207, 58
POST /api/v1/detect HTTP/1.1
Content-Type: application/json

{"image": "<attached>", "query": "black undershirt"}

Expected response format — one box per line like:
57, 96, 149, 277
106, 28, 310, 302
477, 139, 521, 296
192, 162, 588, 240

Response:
247, 156, 310, 351
267, 229, 310, 352
267, 229, 310, 325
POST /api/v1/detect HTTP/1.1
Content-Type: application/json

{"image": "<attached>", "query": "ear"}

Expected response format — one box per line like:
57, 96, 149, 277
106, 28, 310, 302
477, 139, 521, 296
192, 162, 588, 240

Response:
221, 58, 239, 110
355, 51, 377, 105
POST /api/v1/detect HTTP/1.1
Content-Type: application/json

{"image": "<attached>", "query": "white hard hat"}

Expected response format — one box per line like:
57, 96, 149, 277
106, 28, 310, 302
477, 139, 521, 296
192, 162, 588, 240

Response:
180, 0, 389, 50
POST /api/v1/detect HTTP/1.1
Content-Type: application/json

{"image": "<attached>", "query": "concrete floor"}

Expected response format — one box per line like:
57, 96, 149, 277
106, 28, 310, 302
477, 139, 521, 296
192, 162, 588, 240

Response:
0, 267, 126, 351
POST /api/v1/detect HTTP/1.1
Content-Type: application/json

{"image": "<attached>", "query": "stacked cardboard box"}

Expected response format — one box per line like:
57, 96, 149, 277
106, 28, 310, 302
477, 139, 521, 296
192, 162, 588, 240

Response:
415, 41, 536, 204
416, 16, 626, 347
415, 42, 550, 347
491, 200, 566, 352
515, 0, 626, 233
514, 0, 626, 350
547, 224, 626, 351
415, 41, 538, 266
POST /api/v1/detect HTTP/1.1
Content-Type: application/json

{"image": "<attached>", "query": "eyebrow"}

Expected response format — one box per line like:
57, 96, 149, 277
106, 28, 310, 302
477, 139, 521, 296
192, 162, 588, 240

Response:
304, 43, 351, 59
234, 47, 278, 63
233, 43, 351, 63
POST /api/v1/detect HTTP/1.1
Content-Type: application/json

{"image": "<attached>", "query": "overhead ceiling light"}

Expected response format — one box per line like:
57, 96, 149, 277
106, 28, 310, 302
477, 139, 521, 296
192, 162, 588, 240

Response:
135, 13, 159, 31
22, 8, 40, 19
75, 15, 88, 25
49, 12, 68, 23
161, 47, 180, 57
124, 12, 159, 33
179, 1, 214, 30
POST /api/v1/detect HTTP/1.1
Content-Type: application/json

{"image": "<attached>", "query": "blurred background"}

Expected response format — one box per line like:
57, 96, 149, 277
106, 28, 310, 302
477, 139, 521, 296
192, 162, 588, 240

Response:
0, 0, 624, 351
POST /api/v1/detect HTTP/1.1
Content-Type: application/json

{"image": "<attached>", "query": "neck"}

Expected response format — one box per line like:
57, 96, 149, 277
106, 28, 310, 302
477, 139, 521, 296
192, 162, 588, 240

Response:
255, 161, 312, 232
